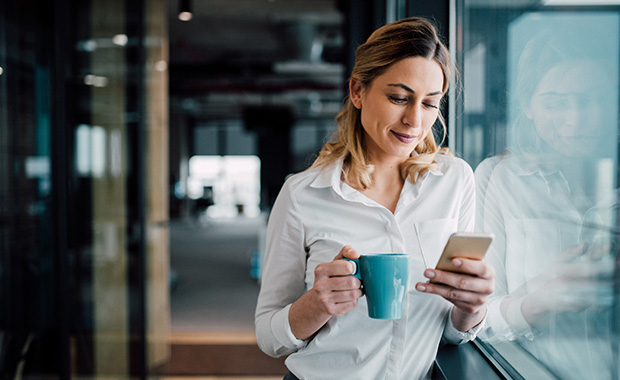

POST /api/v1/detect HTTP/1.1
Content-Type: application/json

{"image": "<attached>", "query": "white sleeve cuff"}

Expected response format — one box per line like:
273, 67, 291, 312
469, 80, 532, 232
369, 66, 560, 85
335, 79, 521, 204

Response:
271, 304, 307, 350
498, 296, 537, 341
442, 307, 486, 345
484, 297, 511, 339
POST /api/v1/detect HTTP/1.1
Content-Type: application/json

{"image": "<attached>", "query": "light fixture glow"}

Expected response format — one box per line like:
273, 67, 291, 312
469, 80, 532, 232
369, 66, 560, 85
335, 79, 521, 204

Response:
112, 34, 128, 46
0, 66, 4, 76
84, 74, 109, 88
178, 11, 192, 21
178, 0, 192, 21
154, 60, 168, 72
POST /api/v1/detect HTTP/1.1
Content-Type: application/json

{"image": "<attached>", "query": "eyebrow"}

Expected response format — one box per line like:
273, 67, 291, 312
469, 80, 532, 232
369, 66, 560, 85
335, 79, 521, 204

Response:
388, 83, 442, 96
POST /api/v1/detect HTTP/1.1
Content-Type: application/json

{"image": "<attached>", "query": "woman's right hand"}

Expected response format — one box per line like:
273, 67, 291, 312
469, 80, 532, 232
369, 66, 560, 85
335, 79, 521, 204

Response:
505, 243, 614, 329
313, 245, 363, 316
289, 245, 362, 340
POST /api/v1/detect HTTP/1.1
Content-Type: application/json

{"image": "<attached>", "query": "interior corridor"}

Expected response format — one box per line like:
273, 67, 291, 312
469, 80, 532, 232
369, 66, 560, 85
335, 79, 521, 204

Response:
158, 215, 287, 378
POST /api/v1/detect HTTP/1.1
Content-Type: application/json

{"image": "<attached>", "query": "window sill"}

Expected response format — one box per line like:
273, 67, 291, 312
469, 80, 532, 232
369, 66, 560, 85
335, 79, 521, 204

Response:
433, 339, 510, 380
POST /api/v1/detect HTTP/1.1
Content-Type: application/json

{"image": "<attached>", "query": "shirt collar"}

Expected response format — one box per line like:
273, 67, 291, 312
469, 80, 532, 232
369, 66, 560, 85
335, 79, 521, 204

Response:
504, 155, 561, 178
309, 159, 344, 190
309, 156, 445, 193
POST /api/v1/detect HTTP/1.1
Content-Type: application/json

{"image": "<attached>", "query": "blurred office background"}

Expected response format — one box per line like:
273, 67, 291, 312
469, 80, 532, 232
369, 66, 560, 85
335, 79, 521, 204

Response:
1, 0, 620, 379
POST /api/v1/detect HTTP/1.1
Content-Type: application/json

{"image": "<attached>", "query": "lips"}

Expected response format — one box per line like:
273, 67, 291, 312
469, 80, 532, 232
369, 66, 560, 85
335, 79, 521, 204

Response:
391, 130, 418, 144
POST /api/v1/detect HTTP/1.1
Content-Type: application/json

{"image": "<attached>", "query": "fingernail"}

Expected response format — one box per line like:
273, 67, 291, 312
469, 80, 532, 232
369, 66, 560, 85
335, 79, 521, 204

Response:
424, 270, 435, 278
348, 261, 357, 274
453, 259, 462, 267
416, 284, 426, 291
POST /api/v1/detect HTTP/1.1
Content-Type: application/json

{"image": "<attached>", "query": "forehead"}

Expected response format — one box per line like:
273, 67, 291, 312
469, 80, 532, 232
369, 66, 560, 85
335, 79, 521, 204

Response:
371, 57, 444, 92
535, 59, 607, 95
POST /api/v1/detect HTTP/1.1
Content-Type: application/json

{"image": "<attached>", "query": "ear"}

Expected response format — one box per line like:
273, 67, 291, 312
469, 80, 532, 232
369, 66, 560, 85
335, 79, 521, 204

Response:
349, 78, 364, 109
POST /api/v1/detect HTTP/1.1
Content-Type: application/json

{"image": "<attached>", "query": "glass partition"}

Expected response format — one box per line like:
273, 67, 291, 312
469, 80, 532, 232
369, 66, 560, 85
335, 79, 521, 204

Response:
458, 2, 620, 379
0, 0, 169, 377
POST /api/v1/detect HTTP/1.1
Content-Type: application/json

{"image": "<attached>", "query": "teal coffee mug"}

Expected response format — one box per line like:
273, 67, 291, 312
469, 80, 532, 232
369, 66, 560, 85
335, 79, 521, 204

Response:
345, 254, 410, 319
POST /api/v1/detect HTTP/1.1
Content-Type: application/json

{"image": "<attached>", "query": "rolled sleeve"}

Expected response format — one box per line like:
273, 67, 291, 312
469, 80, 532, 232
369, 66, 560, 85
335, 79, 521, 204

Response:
256, 304, 307, 357
272, 305, 307, 349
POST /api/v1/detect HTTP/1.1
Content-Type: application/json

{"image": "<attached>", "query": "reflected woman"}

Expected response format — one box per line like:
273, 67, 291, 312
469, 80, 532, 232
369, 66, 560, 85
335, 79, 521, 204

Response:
255, 17, 495, 380
475, 22, 618, 380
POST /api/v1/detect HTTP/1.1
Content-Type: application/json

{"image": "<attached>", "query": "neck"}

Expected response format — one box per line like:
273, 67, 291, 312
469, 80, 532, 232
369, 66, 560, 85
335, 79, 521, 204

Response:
371, 161, 404, 188
356, 159, 406, 214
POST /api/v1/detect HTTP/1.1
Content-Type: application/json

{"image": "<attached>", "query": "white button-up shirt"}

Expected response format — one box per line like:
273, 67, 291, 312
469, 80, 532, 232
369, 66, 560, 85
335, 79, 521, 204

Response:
255, 154, 480, 380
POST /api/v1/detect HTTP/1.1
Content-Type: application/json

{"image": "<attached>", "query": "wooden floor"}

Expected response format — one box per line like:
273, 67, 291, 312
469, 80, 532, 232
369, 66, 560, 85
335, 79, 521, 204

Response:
166, 219, 287, 378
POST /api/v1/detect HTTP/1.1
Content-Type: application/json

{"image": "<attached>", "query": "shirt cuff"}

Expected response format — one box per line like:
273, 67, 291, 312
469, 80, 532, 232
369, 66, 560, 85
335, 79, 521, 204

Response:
442, 307, 486, 345
271, 304, 306, 350
498, 296, 537, 341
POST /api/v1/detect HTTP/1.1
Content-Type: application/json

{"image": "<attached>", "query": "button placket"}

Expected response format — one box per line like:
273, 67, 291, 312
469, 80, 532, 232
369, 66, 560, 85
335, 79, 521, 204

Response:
380, 210, 406, 253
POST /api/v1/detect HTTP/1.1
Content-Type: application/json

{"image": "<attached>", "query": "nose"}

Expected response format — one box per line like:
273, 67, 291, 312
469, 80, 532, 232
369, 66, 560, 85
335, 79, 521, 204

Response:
402, 103, 422, 128
559, 98, 587, 136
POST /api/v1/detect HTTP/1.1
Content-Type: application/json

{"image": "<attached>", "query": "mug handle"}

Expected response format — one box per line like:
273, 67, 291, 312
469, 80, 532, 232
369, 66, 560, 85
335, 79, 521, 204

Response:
343, 258, 361, 280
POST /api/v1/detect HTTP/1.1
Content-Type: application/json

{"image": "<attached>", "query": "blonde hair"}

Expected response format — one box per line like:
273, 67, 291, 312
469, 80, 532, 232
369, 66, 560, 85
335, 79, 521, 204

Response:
311, 17, 453, 189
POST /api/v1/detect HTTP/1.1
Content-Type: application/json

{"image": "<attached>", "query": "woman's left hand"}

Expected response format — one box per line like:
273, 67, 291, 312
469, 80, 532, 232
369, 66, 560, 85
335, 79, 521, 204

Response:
415, 258, 495, 332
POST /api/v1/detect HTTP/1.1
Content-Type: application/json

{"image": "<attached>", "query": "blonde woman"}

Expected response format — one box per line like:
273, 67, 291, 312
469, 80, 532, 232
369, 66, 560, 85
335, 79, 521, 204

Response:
256, 17, 494, 380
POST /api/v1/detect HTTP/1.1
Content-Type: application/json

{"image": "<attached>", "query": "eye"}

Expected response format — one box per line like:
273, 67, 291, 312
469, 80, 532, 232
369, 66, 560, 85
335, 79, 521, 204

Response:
423, 102, 439, 109
389, 95, 408, 104
542, 98, 568, 111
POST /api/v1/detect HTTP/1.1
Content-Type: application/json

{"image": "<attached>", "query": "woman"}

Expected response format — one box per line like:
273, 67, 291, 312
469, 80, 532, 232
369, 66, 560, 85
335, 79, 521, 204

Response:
255, 17, 494, 380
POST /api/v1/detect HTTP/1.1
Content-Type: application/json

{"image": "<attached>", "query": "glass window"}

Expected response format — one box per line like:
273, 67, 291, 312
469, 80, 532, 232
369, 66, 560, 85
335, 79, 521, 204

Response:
0, 0, 168, 376
458, 2, 620, 379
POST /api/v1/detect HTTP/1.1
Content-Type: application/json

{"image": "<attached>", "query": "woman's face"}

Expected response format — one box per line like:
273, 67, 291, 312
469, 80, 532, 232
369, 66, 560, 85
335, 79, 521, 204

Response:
526, 59, 610, 157
350, 57, 444, 164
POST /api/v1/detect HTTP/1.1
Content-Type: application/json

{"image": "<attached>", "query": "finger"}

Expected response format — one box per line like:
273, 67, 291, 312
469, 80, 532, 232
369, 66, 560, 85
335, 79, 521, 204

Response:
426, 269, 494, 295
315, 259, 358, 278
416, 283, 488, 311
317, 288, 364, 305
442, 258, 495, 279
334, 245, 361, 260
561, 261, 615, 281
416, 281, 490, 307
323, 299, 360, 316
331, 245, 360, 275
558, 243, 589, 262
314, 275, 361, 292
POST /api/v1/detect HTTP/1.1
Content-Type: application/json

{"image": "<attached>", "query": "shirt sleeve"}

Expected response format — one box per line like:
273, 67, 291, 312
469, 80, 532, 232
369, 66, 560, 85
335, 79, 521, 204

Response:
255, 179, 309, 357
458, 159, 476, 232
442, 307, 486, 345
474, 159, 535, 341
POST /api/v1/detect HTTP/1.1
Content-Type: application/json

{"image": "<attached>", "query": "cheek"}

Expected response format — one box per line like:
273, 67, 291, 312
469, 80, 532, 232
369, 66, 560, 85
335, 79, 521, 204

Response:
361, 103, 400, 127
423, 112, 440, 131
533, 120, 555, 144
530, 108, 558, 135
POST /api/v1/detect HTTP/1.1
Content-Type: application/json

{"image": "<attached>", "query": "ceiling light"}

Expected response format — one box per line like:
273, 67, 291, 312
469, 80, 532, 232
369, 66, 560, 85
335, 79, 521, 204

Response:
112, 34, 128, 46
178, 0, 192, 21
84, 74, 109, 88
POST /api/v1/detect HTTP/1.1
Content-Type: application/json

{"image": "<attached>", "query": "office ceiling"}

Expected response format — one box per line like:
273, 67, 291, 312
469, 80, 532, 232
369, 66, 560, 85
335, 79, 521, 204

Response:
168, 0, 346, 123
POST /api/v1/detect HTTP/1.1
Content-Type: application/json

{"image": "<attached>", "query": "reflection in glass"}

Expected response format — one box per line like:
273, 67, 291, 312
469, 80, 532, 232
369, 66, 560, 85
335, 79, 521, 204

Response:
473, 12, 620, 379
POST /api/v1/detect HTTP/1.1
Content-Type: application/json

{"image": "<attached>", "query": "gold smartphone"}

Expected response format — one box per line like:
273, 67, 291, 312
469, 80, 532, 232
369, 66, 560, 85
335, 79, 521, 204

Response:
435, 232, 494, 274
